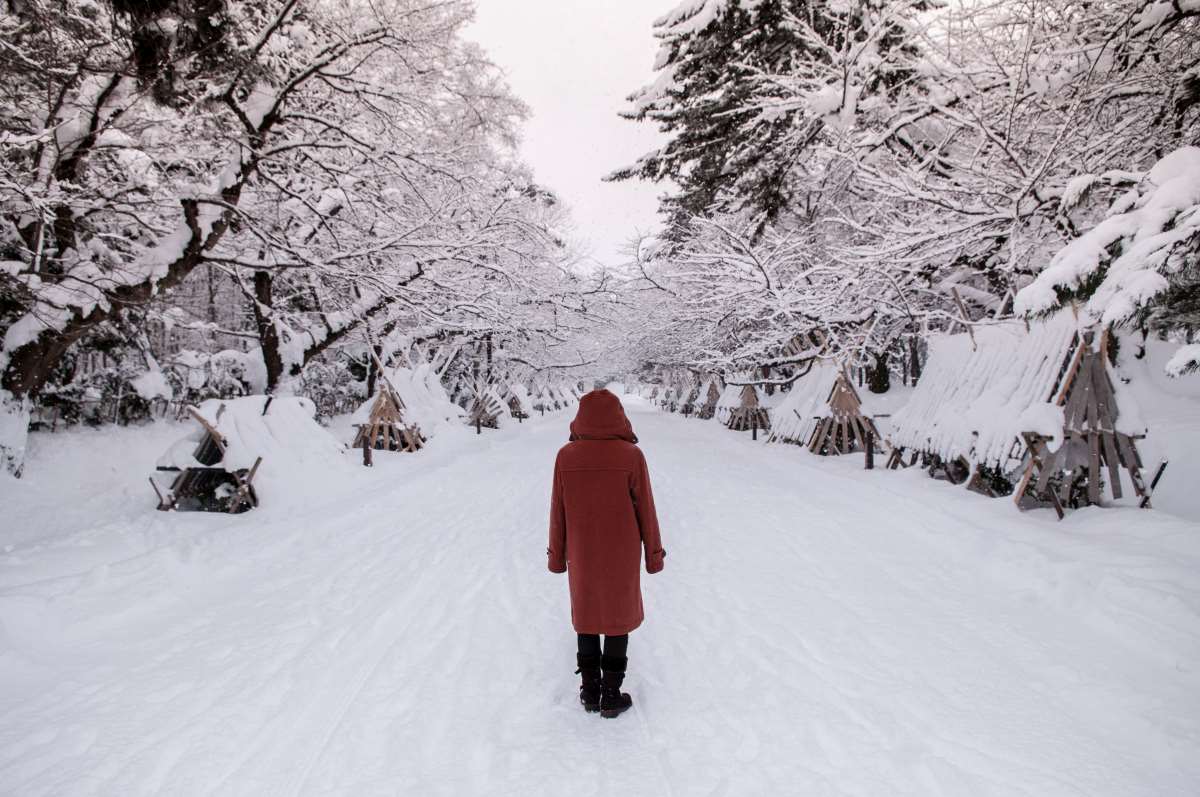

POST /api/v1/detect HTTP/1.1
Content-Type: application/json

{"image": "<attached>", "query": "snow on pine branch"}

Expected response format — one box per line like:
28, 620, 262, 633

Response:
1015, 146, 1200, 342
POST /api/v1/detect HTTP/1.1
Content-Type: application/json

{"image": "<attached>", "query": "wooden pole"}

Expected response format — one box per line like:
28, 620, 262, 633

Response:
865, 429, 874, 470
362, 434, 373, 467
951, 287, 977, 351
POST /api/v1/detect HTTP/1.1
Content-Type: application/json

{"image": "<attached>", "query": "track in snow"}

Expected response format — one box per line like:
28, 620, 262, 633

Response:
2, 398, 1198, 796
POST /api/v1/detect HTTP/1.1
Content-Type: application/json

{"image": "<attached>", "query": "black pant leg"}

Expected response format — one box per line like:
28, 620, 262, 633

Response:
577, 633, 601, 657
602, 633, 629, 659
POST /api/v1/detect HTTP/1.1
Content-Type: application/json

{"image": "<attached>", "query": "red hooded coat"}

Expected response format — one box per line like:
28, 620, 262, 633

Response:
547, 390, 665, 635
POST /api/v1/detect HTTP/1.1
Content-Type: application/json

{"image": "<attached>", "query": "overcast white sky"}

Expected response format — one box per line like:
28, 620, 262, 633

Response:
465, 1, 669, 268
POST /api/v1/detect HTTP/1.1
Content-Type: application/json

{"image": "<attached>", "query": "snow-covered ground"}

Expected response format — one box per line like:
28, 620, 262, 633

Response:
2, 398, 1199, 795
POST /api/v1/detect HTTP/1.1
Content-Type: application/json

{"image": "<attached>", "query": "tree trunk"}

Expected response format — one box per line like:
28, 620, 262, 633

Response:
0, 393, 31, 478
366, 344, 382, 396
485, 333, 493, 381
253, 271, 284, 393
866, 351, 890, 394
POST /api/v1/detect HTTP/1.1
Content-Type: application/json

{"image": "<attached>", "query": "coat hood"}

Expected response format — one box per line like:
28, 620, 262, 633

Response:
569, 389, 638, 443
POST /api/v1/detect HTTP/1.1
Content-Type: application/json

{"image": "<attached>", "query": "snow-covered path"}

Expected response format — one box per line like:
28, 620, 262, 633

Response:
2, 398, 1199, 796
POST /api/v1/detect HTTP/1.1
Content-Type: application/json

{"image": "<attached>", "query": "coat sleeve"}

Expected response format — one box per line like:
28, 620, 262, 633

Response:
632, 450, 665, 574
547, 453, 567, 573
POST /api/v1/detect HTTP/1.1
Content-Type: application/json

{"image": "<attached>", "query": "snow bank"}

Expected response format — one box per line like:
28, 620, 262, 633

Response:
1117, 336, 1200, 521
889, 313, 1084, 471
3, 397, 1199, 794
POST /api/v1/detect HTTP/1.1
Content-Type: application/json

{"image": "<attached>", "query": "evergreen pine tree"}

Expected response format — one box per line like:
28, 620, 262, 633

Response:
609, 0, 930, 236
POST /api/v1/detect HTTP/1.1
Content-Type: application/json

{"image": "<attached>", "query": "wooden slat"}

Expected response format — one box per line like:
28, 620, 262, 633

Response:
1034, 436, 1061, 494
1087, 432, 1101, 504
1053, 336, 1086, 405
1063, 355, 1093, 430
1101, 431, 1123, 500
187, 407, 227, 453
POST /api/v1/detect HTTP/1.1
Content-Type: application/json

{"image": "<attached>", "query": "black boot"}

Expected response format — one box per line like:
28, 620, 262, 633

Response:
576, 653, 602, 712
599, 655, 633, 718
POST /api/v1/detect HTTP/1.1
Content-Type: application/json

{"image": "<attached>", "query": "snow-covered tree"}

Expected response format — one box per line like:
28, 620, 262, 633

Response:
1015, 145, 1200, 373
607, 0, 933, 234
0, 0, 597, 473
610, 0, 1199, 384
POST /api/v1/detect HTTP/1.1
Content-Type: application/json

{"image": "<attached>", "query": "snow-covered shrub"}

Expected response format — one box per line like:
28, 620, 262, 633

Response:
299, 358, 365, 420
35, 325, 171, 427
161, 349, 268, 405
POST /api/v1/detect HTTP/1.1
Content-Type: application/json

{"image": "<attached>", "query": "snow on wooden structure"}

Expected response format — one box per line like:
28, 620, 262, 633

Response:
887, 314, 1158, 515
1014, 331, 1160, 514
468, 386, 507, 430
371, 364, 465, 439
505, 383, 532, 421
810, 371, 880, 455
768, 364, 838, 445
726, 384, 771, 434
660, 385, 678, 412
714, 382, 741, 425
768, 363, 880, 454
351, 386, 424, 454
151, 396, 342, 513
697, 379, 722, 420
532, 384, 551, 414
680, 383, 701, 417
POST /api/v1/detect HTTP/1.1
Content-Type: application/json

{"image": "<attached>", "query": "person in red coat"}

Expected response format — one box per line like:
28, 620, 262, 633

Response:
547, 389, 665, 718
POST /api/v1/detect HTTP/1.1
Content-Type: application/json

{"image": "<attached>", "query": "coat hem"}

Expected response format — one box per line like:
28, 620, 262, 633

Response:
572, 618, 644, 635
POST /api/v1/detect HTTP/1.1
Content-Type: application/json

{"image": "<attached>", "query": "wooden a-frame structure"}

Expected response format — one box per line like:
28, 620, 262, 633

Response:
468, 388, 507, 429
1012, 330, 1162, 517
726, 384, 771, 433
680, 384, 700, 417
352, 385, 425, 454
887, 316, 1165, 518
151, 403, 261, 514
807, 370, 881, 456
697, 380, 721, 420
